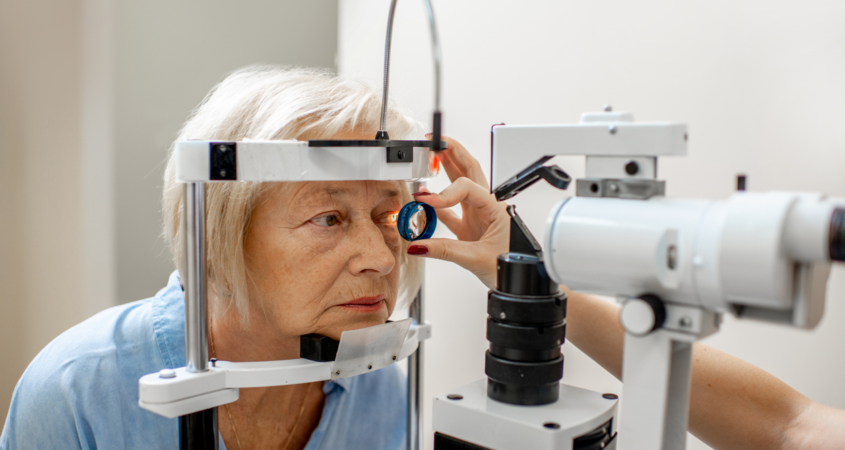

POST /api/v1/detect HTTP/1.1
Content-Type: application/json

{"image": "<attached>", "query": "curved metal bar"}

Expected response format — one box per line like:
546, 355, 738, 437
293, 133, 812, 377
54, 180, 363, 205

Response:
422, 0, 441, 113
379, 0, 399, 134
377, 0, 443, 140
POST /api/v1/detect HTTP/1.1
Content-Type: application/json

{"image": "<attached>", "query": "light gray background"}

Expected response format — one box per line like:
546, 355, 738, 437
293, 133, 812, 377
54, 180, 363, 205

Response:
338, 1, 845, 449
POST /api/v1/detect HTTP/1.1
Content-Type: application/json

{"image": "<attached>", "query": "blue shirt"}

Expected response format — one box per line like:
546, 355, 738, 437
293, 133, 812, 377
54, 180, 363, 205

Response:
1, 271, 407, 449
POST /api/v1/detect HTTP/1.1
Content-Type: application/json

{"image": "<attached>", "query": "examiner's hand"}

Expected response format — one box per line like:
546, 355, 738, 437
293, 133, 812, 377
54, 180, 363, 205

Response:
407, 136, 510, 288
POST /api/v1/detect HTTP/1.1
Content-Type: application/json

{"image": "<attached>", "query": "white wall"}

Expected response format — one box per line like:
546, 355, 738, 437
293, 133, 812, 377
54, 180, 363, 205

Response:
339, 1, 845, 449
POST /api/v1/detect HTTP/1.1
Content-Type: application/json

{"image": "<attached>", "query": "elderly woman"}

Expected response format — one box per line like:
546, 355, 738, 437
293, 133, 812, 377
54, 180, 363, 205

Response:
1, 66, 443, 450
4, 65, 845, 450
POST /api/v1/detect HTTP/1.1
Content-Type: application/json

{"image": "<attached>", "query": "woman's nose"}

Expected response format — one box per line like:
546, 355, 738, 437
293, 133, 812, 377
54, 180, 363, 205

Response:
347, 221, 396, 276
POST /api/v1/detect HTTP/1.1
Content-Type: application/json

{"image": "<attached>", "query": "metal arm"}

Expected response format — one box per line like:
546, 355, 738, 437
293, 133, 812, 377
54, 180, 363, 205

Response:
378, 0, 443, 147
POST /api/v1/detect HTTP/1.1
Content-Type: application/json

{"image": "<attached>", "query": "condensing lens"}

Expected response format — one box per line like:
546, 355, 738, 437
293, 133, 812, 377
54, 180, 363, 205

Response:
398, 201, 437, 242
409, 205, 428, 238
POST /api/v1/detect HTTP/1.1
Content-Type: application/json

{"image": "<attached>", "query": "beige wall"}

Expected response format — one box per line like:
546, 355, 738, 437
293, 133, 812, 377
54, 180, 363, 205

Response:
0, 0, 86, 426
339, 1, 845, 449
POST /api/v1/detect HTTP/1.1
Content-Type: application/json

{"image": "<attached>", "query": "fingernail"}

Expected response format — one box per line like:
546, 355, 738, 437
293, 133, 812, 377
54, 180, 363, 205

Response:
424, 133, 432, 138
412, 192, 431, 197
407, 245, 429, 255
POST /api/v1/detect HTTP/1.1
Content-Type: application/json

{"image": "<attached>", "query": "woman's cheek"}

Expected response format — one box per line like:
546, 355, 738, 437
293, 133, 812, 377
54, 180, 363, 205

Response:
381, 227, 401, 252
300, 226, 344, 254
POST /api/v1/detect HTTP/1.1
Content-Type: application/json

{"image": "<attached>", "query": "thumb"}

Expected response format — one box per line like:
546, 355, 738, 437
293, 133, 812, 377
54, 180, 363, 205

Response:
407, 238, 498, 288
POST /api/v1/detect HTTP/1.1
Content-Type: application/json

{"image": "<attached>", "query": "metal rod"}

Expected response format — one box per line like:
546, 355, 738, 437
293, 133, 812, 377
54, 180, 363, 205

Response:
422, 0, 441, 113
181, 182, 217, 450
179, 409, 219, 450
184, 182, 209, 373
407, 287, 424, 450
407, 178, 425, 450
379, 0, 399, 133
378, 0, 443, 135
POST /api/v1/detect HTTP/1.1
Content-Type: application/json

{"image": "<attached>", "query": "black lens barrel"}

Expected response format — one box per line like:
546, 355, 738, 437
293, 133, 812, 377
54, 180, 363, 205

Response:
485, 253, 566, 406
831, 208, 845, 262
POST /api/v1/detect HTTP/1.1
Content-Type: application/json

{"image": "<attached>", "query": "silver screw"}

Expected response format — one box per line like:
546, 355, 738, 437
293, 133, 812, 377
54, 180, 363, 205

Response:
499, 312, 507, 320
220, 169, 227, 177
609, 125, 618, 134
219, 145, 227, 152
609, 183, 619, 193
603, 105, 613, 112
679, 316, 692, 328
159, 368, 176, 379
556, 340, 562, 346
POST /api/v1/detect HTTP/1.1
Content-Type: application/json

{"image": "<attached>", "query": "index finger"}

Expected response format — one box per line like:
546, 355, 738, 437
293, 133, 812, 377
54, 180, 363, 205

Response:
412, 177, 504, 223
430, 135, 489, 190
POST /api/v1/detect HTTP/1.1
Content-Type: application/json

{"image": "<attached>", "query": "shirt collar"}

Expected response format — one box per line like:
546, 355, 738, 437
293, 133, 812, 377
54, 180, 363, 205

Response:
152, 271, 350, 393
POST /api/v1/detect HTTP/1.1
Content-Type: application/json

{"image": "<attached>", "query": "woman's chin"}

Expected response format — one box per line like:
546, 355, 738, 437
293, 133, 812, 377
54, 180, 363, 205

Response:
320, 306, 390, 338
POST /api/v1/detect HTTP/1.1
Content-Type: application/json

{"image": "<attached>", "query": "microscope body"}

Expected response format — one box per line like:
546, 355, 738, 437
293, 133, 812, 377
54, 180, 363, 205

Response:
433, 109, 843, 450
546, 192, 838, 329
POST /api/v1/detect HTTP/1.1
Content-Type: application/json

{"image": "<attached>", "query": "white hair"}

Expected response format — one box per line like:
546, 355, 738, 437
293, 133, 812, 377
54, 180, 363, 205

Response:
163, 65, 423, 323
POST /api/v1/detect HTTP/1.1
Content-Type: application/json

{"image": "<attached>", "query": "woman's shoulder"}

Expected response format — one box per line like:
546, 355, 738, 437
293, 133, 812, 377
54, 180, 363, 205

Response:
4, 298, 161, 408
26, 271, 184, 379
1, 274, 185, 449
30, 298, 160, 379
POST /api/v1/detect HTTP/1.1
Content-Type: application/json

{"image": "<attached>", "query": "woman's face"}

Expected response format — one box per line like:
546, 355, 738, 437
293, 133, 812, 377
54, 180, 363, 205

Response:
244, 178, 403, 342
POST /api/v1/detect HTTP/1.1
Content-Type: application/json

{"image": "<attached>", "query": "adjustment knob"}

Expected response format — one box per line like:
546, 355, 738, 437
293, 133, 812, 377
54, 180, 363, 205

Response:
621, 295, 666, 336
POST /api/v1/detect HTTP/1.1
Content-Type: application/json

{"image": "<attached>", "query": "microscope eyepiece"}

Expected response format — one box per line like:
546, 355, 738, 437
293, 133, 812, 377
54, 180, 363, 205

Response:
830, 208, 845, 262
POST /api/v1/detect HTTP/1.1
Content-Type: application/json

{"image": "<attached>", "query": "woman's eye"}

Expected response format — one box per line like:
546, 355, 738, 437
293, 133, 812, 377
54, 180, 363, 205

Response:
375, 211, 399, 226
311, 214, 341, 227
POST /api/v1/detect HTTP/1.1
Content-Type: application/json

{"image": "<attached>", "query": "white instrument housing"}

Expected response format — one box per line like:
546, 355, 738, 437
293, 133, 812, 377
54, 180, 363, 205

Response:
491, 111, 687, 190
544, 192, 840, 329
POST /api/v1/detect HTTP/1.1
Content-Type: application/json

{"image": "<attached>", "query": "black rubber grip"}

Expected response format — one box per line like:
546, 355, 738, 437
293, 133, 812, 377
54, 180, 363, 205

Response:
831, 208, 845, 262
488, 291, 566, 325
485, 351, 563, 386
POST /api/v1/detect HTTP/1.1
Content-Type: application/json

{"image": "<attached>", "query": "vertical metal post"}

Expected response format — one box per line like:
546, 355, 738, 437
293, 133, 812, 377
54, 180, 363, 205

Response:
619, 331, 693, 450
407, 179, 425, 450
180, 182, 218, 450
184, 182, 209, 373
407, 286, 425, 450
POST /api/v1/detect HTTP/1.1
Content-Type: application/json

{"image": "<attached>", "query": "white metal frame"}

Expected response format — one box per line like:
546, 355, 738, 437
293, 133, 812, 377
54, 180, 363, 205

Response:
491, 111, 687, 190
140, 139, 436, 448
433, 380, 618, 450
140, 321, 432, 418
175, 140, 437, 183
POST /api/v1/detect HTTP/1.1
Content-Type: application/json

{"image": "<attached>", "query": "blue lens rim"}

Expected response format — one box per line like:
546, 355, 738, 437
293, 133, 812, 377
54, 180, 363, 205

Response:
398, 201, 437, 241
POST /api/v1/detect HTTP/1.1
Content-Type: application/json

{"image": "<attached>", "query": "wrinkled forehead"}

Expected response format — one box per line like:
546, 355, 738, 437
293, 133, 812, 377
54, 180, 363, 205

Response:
288, 180, 403, 206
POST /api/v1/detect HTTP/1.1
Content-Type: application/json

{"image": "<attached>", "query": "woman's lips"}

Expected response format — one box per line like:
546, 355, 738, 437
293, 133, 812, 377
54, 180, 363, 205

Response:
338, 296, 386, 312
